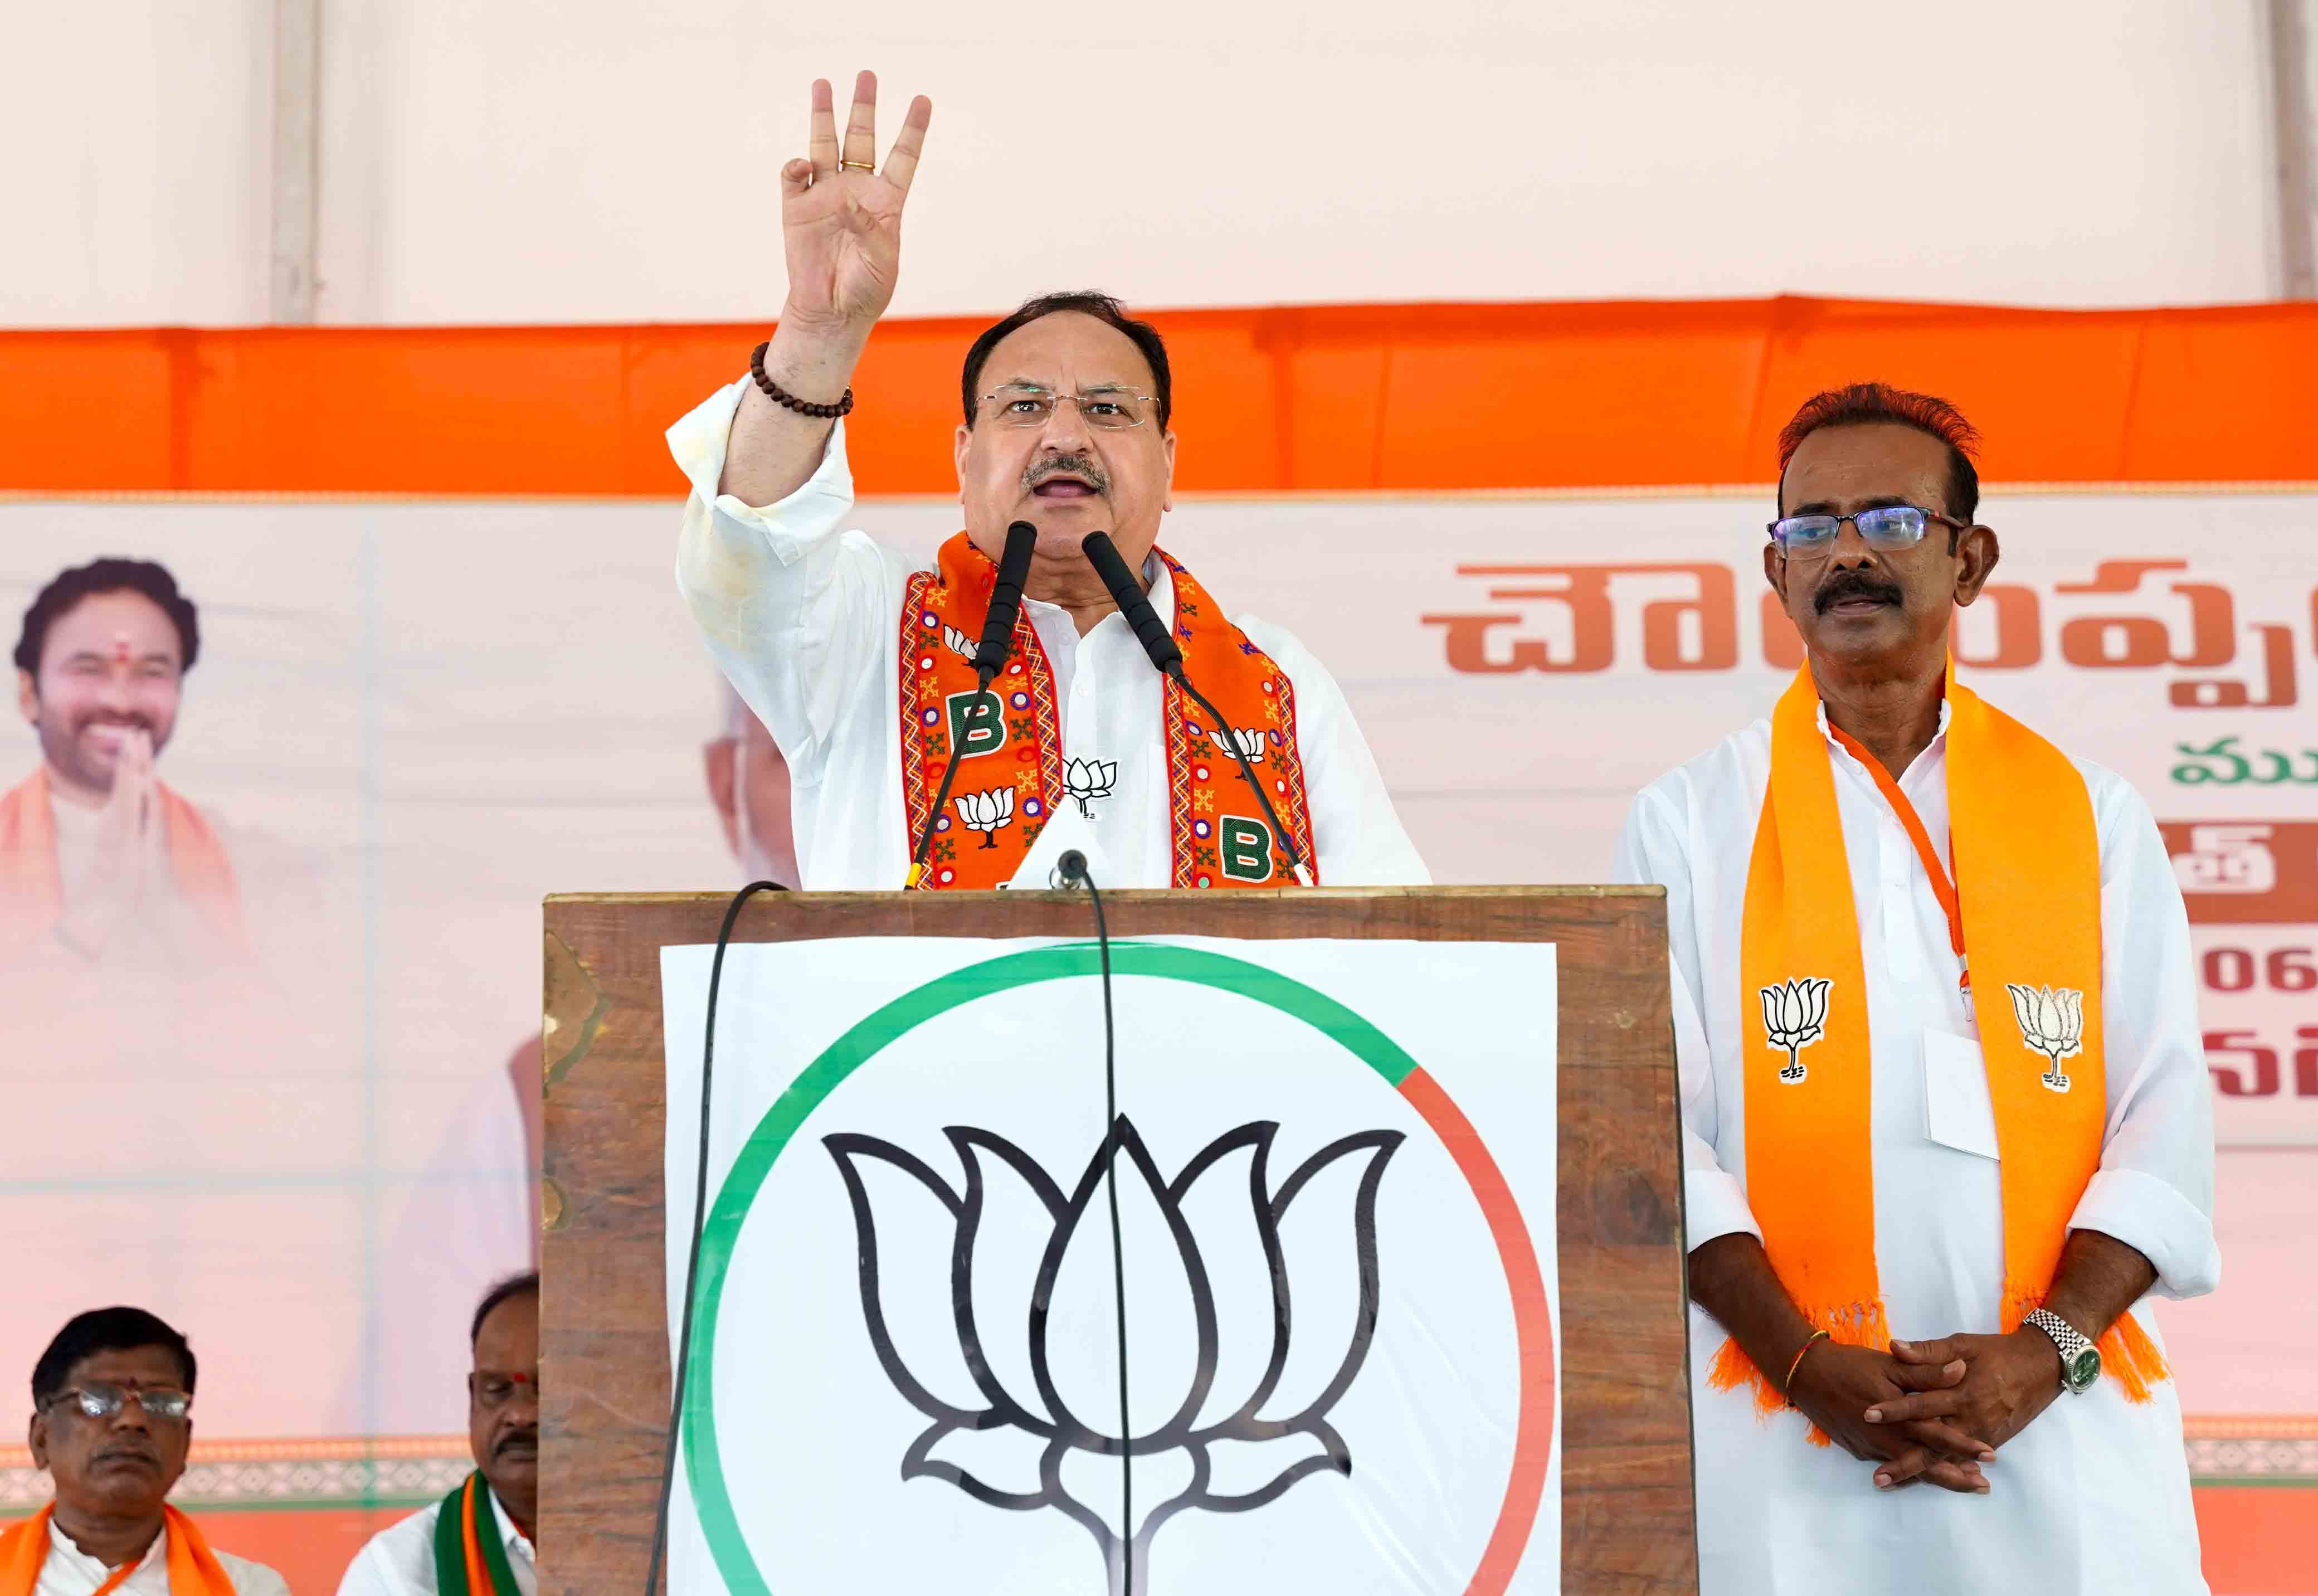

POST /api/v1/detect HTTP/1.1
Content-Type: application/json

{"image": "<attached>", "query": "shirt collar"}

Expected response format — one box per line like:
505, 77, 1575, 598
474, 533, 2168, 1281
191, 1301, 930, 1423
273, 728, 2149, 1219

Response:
484, 1485, 536, 1563
48, 1517, 167, 1576
1813, 697, 1952, 747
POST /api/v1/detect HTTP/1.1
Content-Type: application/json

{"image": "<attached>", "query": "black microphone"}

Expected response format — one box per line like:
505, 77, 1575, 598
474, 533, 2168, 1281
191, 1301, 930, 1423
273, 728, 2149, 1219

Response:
909, 520, 1039, 887
1079, 532, 1313, 886
973, 520, 1038, 678
1080, 530, 1182, 675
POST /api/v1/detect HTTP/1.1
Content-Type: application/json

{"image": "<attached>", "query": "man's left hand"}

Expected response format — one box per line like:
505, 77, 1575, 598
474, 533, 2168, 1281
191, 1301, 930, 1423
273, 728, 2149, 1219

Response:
1861, 1330, 2066, 1484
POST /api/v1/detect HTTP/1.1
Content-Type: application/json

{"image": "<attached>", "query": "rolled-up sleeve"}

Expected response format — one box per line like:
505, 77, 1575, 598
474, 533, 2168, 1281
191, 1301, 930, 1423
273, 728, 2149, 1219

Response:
2067, 775, 2221, 1300
1613, 785, 1761, 1252
669, 381, 897, 784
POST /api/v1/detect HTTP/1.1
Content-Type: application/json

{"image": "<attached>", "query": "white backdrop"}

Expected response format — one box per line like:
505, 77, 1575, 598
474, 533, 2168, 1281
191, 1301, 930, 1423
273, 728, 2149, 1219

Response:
0, 0, 2287, 327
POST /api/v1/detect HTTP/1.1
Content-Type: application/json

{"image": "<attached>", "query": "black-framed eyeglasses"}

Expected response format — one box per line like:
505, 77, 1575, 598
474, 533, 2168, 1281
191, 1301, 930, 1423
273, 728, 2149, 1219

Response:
1768, 504, 1967, 553
47, 1383, 193, 1423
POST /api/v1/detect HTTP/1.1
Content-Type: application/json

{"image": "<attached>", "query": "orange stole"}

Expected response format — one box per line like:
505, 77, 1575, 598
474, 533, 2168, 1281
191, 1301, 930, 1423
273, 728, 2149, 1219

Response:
0, 768, 246, 958
0, 1505, 244, 1595
1720, 667, 2166, 1433
897, 534, 1314, 889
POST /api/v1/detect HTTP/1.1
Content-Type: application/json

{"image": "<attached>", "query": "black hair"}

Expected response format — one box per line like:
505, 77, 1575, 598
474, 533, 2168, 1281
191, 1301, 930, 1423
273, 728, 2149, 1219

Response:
959, 291, 1173, 431
1776, 382, 1982, 524
471, 1271, 540, 1346
32, 1307, 197, 1408
13, 557, 201, 677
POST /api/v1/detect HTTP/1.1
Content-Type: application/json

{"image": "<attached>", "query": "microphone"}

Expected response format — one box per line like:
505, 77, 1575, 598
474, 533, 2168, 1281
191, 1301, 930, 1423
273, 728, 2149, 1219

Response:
973, 521, 1038, 678
907, 521, 1039, 888
1079, 532, 1313, 887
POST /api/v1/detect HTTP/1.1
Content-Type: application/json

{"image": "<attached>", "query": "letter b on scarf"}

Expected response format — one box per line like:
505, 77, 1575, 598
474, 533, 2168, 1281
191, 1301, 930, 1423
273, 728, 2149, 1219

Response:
944, 690, 1007, 760
1219, 816, 1275, 882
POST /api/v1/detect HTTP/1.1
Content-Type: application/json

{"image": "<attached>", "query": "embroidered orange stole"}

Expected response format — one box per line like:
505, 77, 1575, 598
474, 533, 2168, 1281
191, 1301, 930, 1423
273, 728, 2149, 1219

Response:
898, 534, 1315, 889
0, 1505, 243, 1595
1720, 666, 2167, 1430
0, 768, 247, 959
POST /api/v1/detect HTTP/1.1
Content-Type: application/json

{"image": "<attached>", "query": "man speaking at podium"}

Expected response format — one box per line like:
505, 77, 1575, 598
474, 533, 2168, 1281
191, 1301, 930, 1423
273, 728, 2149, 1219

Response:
669, 74, 1425, 892
1616, 386, 2217, 1594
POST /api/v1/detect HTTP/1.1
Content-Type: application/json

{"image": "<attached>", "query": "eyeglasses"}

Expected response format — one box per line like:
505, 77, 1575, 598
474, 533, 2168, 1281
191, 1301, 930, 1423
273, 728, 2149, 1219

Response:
48, 1383, 193, 1423
1768, 505, 1966, 553
978, 383, 1157, 430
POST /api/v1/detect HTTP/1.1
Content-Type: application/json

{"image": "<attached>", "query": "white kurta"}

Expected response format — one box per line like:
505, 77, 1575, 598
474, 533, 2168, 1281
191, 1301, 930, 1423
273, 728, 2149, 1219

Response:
334, 1490, 539, 1596
1614, 703, 2220, 1596
31, 1520, 288, 1596
669, 379, 1429, 891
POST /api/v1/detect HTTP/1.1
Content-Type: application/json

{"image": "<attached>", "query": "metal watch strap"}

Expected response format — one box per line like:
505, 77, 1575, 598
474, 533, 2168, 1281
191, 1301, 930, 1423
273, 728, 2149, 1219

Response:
2025, 1307, 2097, 1393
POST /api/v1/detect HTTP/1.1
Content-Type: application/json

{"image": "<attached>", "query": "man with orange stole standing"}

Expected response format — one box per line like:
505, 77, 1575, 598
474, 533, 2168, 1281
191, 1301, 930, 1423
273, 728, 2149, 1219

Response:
1614, 385, 2218, 1594
671, 73, 1424, 891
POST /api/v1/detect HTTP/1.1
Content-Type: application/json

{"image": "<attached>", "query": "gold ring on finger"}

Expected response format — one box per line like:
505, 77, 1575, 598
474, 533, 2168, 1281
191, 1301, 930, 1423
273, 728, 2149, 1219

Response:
839, 160, 875, 173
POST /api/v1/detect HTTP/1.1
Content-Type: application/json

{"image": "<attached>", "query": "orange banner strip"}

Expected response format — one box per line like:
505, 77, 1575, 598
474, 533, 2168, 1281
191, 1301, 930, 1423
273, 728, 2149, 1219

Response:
4, 297, 2317, 496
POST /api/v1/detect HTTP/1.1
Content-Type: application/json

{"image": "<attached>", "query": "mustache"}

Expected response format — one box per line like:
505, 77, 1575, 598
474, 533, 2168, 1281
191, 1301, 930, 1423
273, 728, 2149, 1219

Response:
1814, 570, 1905, 613
70, 712, 158, 737
494, 1426, 539, 1457
92, 1443, 159, 1466
1022, 452, 1109, 493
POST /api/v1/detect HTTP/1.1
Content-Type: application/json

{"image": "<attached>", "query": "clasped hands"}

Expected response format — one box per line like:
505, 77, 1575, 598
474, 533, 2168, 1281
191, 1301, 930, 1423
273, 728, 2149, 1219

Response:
1786, 1327, 2064, 1494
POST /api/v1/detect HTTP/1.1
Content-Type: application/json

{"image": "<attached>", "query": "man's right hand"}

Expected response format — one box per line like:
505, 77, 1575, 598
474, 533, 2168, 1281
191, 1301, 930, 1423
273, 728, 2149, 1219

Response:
57, 727, 160, 957
1784, 1336, 1991, 1494
778, 72, 932, 346
719, 72, 932, 507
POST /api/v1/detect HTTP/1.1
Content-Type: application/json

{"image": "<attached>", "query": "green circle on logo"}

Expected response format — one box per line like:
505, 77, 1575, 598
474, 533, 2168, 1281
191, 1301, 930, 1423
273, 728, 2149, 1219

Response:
681, 941, 1423, 1595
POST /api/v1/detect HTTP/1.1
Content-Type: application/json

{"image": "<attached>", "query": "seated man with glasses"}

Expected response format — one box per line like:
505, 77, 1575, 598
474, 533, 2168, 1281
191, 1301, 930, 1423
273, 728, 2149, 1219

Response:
670, 71, 1426, 891
335, 1273, 537, 1596
0, 1306, 289, 1594
1613, 383, 2217, 1595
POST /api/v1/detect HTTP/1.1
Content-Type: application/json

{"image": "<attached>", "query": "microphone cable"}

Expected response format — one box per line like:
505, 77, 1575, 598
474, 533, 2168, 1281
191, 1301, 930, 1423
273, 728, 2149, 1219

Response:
645, 876, 787, 1595
909, 521, 1038, 888
1054, 847, 1134, 1595
1079, 532, 1313, 886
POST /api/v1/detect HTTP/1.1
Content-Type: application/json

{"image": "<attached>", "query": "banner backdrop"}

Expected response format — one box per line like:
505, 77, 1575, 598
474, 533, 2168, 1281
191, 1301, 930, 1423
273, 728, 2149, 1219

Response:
2, 482, 2312, 1579
657, 936, 1561, 1596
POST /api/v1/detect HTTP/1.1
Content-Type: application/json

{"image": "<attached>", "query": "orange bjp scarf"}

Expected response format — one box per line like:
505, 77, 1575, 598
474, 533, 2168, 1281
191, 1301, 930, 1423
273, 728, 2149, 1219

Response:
1720, 665, 2168, 1430
0, 1505, 242, 1595
897, 533, 1316, 890
0, 768, 247, 959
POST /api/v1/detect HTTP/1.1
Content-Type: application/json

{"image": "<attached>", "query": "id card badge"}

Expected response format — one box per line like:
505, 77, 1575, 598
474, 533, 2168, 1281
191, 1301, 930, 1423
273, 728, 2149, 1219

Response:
1923, 1029, 2002, 1160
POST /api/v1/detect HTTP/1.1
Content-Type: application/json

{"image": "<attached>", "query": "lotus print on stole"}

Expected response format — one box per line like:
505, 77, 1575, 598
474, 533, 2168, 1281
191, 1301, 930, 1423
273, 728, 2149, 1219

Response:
2004, 982, 2085, 1093
943, 624, 979, 661
1065, 757, 1120, 819
1206, 727, 1267, 767
1759, 976, 1831, 1084
824, 1116, 1404, 1594
953, 786, 1015, 848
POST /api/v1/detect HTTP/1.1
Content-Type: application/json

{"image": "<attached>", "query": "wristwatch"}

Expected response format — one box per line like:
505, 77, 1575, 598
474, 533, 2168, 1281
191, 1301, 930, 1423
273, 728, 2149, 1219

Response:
2025, 1307, 2102, 1395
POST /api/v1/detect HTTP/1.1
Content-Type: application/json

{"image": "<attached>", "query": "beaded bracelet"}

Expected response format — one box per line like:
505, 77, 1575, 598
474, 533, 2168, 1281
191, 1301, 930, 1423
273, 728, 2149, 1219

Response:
749, 340, 855, 419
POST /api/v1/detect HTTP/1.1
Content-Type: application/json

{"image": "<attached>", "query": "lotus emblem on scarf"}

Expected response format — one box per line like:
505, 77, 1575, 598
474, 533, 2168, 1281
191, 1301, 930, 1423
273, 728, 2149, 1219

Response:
1064, 757, 1120, 819
2004, 983, 2084, 1094
1760, 976, 1831, 1084
943, 624, 980, 661
824, 1116, 1404, 1594
954, 786, 1016, 848
1206, 727, 1268, 768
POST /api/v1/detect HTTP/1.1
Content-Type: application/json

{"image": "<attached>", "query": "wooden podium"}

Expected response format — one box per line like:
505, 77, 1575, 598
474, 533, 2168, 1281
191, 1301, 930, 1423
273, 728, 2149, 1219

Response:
540, 886, 1695, 1594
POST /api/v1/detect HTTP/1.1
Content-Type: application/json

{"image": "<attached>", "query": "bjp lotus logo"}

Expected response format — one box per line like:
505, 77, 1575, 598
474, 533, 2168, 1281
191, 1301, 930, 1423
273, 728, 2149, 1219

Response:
2004, 983, 2084, 1094
943, 624, 978, 661
1064, 757, 1119, 819
954, 786, 1015, 848
1207, 727, 1268, 767
1760, 976, 1830, 1084
825, 1116, 1404, 1594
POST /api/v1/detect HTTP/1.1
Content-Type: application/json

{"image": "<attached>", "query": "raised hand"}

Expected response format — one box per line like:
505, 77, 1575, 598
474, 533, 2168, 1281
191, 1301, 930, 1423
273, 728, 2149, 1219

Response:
777, 72, 933, 339
59, 727, 160, 958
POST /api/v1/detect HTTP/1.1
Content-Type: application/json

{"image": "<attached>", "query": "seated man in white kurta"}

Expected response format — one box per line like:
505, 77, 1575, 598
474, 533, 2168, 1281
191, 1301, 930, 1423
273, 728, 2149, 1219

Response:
670, 72, 1425, 891
1615, 383, 2218, 1595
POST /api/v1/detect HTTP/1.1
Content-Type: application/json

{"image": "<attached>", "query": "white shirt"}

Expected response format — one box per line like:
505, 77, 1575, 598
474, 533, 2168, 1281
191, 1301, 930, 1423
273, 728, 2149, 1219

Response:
669, 379, 1429, 891
1615, 704, 2220, 1596
33, 1520, 288, 1596
334, 1490, 538, 1596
